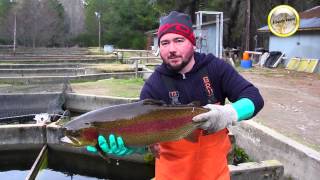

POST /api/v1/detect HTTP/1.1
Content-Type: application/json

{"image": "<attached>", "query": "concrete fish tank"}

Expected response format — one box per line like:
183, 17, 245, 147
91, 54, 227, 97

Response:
0, 146, 154, 180
0, 93, 284, 180
0, 117, 155, 180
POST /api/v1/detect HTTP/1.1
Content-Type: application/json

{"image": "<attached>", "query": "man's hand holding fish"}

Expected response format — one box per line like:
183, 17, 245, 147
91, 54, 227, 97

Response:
86, 134, 146, 156
192, 98, 255, 134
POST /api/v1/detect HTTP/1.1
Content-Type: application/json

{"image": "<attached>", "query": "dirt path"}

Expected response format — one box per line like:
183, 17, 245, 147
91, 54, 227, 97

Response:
240, 68, 320, 151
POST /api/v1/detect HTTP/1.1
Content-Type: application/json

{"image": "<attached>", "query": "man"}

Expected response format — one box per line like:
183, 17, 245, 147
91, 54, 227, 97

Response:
87, 11, 264, 180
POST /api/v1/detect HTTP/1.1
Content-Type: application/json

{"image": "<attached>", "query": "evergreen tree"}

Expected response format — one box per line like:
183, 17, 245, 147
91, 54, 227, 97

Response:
80, 0, 159, 49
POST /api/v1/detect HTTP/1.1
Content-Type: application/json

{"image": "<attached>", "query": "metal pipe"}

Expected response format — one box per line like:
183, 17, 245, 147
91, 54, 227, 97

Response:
25, 145, 48, 180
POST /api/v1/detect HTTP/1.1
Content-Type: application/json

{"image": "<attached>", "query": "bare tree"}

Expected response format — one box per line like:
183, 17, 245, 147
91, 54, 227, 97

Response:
3, 0, 66, 47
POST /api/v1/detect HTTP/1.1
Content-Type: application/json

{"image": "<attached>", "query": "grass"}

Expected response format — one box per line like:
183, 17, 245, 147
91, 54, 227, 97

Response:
91, 64, 134, 73
232, 146, 251, 165
71, 78, 144, 98
0, 80, 25, 85
145, 65, 159, 70
0, 83, 11, 87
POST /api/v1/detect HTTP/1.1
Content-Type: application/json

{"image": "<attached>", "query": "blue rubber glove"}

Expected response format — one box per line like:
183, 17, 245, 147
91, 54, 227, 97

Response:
86, 134, 146, 156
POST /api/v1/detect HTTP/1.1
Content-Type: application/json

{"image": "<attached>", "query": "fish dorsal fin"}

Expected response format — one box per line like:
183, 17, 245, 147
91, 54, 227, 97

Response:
187, 101, 201, 107
142, 99, 166, 106
169, 101, 201, 107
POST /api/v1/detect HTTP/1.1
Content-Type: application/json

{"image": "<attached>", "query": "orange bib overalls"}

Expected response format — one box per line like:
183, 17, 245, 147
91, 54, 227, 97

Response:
155, 128, 231, 180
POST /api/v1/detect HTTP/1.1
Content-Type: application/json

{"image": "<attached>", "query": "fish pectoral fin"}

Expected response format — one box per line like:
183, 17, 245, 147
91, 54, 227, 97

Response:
60, 136, 73, 144
184, 131, 199, 143
95, 143, 111, 163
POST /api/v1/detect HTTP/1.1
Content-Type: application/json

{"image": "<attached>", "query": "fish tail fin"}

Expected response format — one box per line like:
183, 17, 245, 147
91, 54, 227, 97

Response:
184, 130, 200, 143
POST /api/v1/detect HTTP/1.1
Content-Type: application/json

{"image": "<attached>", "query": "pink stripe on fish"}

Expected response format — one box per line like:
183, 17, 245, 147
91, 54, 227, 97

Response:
83, 128, 99, 141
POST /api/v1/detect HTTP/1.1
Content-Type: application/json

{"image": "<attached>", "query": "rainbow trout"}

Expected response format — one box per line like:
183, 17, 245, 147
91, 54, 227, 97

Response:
60, 99, 208, 150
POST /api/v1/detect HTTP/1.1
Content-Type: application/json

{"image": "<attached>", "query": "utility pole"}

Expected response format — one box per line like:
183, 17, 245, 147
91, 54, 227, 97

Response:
10, 0, 17, 55
13, 12, 16, 55
95, 12, 101, 50
245, 0, 251, 51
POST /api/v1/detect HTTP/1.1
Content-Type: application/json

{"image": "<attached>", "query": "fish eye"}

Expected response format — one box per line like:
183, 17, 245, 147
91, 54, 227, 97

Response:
70, 130, 80, 136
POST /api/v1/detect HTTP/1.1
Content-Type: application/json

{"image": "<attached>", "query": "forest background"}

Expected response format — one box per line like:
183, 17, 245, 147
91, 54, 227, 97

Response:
0, 0, 319, 51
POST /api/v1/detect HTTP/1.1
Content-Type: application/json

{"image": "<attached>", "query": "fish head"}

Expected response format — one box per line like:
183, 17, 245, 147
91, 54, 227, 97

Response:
60, 126, 99, 147
60, 114, 100, 147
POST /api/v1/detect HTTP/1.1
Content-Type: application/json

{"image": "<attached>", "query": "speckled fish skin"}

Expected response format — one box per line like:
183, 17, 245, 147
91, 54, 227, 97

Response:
61, 99, 208, 147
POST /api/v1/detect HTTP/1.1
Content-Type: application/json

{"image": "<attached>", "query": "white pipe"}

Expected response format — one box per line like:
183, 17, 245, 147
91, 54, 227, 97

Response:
220, 13, 223, 58
216, 15, 219, 56
195, 11, 224, 57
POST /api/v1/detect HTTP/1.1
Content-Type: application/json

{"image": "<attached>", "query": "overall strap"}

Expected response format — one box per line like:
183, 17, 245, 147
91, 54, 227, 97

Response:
161, 75, 181, 105
198, 67, 219, 104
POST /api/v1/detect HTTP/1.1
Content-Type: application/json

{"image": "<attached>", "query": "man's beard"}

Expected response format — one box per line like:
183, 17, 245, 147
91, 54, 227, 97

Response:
161, 54, 193, 72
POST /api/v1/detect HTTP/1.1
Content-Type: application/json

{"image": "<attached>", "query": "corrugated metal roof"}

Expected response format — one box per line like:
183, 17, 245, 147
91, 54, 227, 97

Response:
300, 6, 320, 19
258, 17, 320, 31
299, 17, 320, 29
258, 6, 320, 32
